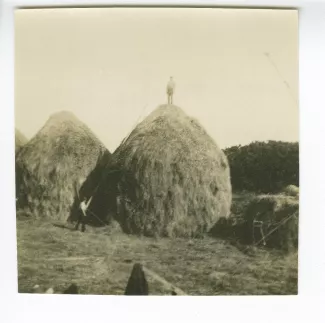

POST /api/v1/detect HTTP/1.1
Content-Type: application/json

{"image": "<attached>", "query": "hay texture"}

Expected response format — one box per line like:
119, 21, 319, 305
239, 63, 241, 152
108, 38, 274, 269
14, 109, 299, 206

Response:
212, 194, 299, 252
15, 111, 110, 221
15, 128, 28, 152
110, 105, 232, 238
244, 195, 299, 251
283, 184, 299, 197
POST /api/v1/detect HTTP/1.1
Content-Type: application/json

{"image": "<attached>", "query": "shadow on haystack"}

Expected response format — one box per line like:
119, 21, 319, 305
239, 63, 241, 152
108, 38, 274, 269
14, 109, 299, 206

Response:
67, 150, 120, 228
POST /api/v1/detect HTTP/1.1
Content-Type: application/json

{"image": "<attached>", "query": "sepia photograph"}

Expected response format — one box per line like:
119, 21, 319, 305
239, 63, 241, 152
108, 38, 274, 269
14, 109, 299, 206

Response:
14, 7, 299, 296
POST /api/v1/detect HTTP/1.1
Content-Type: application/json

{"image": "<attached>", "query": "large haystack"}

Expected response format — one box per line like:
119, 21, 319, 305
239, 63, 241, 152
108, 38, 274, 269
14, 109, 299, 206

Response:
15, 111, 110, 221
107, 104, 232, 238
15, 128, 28, 152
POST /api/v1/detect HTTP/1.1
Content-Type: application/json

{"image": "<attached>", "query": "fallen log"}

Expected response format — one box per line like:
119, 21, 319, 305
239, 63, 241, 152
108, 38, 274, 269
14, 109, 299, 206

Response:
142, 266, 187, 296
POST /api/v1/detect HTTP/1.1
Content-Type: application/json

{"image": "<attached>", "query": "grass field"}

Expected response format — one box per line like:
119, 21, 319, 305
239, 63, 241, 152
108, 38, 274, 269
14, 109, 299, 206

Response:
16, 209, 298, 295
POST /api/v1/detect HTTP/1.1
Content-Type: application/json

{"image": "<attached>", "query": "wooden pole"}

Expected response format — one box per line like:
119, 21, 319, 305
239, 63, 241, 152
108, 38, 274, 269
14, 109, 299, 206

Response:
142, 266, 187, 296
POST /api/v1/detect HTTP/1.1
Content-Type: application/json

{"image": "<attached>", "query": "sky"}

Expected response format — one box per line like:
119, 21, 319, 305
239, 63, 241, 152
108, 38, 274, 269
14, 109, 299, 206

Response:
15, 8, 298, 153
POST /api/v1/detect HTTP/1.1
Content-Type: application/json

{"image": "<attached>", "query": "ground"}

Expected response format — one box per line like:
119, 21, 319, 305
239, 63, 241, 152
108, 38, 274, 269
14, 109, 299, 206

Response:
17, 204, 298, 295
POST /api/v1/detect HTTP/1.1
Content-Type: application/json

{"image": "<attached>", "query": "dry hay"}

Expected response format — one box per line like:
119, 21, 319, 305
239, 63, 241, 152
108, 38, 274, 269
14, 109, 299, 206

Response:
212, 194, 299, 252
283, 184, 299, 197
15, 128, 28, 152
15, 111, 110, 221
103, 104, 232, 238
244, 194, 299, 251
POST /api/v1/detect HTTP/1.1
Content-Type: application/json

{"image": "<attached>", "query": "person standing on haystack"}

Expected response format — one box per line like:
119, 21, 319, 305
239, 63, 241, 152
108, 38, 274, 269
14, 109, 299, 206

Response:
75, 196, 92, 232
167, 76, 175, 104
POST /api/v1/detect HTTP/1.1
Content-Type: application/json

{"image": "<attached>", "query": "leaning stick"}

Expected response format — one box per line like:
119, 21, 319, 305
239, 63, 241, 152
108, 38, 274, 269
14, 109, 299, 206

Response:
46, 256, 104, 261
142, 266, 187, 295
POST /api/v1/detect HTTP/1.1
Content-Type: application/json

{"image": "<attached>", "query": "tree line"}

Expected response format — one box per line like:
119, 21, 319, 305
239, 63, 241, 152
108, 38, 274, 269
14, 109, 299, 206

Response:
223, 141, 299, 193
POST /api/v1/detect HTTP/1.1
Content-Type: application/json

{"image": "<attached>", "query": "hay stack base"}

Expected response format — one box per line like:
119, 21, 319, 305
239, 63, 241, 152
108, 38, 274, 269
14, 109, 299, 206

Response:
109, 105, 232, 238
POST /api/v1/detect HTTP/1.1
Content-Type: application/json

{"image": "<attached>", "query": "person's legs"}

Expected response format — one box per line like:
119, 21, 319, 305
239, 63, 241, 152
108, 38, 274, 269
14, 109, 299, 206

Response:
81, 216, 86, 232
75, 214, 81, 230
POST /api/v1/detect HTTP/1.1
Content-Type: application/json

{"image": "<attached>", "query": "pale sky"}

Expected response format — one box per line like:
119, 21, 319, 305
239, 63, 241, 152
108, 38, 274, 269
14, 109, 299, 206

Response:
15, 8, 298, 153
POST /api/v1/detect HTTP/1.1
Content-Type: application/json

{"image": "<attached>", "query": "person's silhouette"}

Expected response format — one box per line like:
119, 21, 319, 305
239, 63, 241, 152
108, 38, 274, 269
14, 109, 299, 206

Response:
167, 77, 175, 104
75, 197, 92, 232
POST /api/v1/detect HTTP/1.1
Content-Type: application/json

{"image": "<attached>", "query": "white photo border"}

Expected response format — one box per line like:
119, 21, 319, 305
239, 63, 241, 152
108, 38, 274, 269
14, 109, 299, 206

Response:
1, 1, 325, 323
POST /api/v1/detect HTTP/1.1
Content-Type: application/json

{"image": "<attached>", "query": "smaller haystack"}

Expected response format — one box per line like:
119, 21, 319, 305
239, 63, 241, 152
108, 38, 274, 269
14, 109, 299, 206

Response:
15, 128, 28, 152
107, 104, 232, 238
211, 194, 299, 252
244, 195, 299, 251
283, 184, 299, 197
16, 111, 110, 221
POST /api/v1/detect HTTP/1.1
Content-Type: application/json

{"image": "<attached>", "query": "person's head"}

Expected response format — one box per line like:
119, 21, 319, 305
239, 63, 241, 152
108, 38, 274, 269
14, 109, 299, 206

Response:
170, 76, 173, 80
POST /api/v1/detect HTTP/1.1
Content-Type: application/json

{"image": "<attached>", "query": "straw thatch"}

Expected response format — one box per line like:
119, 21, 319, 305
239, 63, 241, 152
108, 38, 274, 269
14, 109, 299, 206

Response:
211, 194, 299, 252
244, 195, 299, 251
15, 128, 28, 152
103, 104, 232, 238
15, 111, 110, 221
283, 184, 299, 197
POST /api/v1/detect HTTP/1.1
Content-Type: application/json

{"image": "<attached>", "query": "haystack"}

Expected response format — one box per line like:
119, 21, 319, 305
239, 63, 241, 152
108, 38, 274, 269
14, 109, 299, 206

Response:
105, 104, 232, 238
244, 195, 299, 251
15, 111, 110, 221
283, 184, 299, 197
211, 194, 299, 252
15, 128, 28, 152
